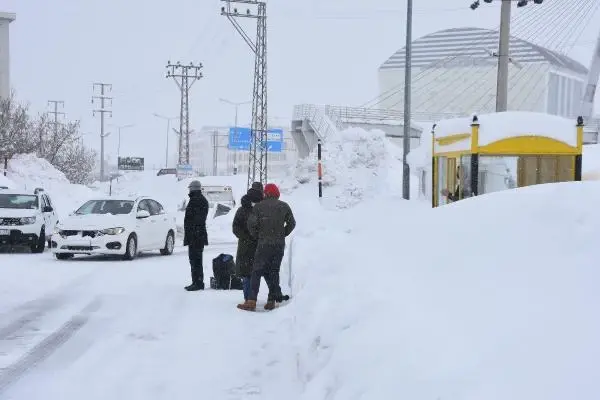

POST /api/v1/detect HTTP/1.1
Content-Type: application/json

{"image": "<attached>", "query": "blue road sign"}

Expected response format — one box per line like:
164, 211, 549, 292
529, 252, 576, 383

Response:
176, 164, 193, 179
228, 127, 283, 152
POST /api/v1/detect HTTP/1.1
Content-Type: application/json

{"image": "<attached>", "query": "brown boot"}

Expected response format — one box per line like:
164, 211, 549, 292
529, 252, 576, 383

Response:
264, 301, 276, 311
237, 300, 256, 311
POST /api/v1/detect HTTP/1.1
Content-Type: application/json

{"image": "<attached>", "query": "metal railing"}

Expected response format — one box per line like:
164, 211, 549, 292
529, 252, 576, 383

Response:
293, 104, 466, 124
293, 104, 341, 140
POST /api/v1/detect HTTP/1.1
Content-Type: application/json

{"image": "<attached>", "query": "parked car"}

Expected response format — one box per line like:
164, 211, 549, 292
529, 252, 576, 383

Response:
177, 185, 236, 218
157, 168, 177, 176
51, 196, 176, 260
0, 187, 58, 253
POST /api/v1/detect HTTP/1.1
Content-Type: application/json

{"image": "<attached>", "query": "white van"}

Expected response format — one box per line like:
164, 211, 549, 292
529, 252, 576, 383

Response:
178, 185, 236, 218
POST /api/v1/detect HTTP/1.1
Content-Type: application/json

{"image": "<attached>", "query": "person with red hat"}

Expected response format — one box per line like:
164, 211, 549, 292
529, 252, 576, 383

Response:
238, 182, 296, 311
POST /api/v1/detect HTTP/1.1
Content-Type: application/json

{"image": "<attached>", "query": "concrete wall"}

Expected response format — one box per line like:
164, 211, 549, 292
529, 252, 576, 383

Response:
0, 13, 15, 100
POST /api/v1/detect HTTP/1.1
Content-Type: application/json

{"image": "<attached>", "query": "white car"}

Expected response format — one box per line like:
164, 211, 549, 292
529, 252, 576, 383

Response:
0, 187, 59, 253
51, 196, 176, 260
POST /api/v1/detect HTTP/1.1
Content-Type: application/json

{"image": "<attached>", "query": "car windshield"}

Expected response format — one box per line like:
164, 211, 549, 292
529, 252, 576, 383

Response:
204, 191, 234, 203
0, 194, 39, 209
75, 199, 134, 215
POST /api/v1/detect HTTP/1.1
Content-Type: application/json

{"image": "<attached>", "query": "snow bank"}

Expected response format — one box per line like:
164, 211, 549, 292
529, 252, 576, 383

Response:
582, 144, 600, 180
290, 127, 405, 209
289, 181, 600, 400
5, 153, 95, 219
0, 174, 14, 188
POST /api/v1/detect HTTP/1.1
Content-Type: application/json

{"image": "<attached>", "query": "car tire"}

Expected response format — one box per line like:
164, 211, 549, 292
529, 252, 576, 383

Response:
55, 253, 74, 260
31, 227, 46, 254
160, 231, 175, 256
123, 234, 137, 261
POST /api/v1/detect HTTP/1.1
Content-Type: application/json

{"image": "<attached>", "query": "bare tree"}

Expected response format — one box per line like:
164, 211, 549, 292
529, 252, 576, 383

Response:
54, 139, 97, 184
44, 120, 80, 164
0, 91, 31, 162
1, 91, 97, 183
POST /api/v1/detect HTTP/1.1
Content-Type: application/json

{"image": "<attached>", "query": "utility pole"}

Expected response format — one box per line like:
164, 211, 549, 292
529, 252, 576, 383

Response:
470, 0, 544, 112
92, 83, 113, 181
221, 0, 268, 189
220, 98, 251, 175
45, 100, 65, 157
402, 0, 413, 200
496, 0, 511, 112
165, 61, 203, 166
153, 113, 180, 168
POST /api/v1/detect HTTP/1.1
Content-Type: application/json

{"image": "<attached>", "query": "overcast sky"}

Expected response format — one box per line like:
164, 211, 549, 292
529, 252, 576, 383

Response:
3, 0, 599, 168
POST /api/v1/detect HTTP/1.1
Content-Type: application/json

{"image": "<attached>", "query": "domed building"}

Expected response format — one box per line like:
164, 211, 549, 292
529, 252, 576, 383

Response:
377, 27, 588, 119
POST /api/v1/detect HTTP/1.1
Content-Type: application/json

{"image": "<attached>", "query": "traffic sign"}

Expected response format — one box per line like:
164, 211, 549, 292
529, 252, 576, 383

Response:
228, 127, 283, 152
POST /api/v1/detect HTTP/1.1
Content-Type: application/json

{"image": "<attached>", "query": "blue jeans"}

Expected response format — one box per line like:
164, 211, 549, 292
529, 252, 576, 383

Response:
242, 277, 251, 300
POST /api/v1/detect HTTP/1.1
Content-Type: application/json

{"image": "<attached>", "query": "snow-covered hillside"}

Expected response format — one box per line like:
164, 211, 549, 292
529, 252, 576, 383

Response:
3, 154, 95, 219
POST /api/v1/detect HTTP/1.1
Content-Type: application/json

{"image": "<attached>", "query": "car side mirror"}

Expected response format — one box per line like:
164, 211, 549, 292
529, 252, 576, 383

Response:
136, 210, 151, 219
43, 206, 53, 212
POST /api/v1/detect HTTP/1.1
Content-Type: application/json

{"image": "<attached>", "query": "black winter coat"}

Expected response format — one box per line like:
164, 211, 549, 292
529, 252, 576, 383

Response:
232, 195, 258, 277
248, 197, 296, 246
183, 191, 209, 247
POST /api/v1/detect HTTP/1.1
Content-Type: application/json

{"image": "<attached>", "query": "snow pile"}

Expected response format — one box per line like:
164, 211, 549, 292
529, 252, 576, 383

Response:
289, 181, 600, 400
5, 153, 95, 218
291, 127, 404, 209
582, 144, 600, 180
0, 173, 14, 188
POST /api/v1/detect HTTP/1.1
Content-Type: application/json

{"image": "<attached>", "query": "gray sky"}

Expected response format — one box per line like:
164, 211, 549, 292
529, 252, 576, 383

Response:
3, 0, 599, 168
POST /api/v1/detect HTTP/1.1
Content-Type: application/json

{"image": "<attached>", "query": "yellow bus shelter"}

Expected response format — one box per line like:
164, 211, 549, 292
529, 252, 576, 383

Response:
432, 111, 583, 207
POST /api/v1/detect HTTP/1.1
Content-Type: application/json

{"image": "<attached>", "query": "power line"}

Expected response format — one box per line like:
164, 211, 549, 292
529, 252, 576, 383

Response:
165, 61, 203, 166
92, 83, 112, 181
221, 0, 268, 189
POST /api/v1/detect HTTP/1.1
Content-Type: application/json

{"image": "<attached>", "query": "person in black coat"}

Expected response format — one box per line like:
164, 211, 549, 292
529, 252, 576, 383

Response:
183, 180, 209, 291
232, 188, 263, 300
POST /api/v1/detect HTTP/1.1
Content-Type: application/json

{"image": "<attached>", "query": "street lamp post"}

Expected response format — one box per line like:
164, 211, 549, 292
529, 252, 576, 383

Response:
402, 0, 413, 200
153, 113, 180, 168
219, 98, 251, 175
113, 124, 134, 159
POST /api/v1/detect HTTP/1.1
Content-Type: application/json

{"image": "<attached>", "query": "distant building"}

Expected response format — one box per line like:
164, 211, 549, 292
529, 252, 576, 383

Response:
189, 126, 298, 177
0, 12, 16, 100
378, 27, 588, 119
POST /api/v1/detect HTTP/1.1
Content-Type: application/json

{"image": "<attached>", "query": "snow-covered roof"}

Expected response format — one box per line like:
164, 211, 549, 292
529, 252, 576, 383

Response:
381, 27, 588, 75
434, 111, 580, 152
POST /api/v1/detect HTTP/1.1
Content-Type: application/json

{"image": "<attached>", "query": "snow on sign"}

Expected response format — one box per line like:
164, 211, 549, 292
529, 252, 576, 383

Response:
228, 127, 283, 152
118, 156, 144, 171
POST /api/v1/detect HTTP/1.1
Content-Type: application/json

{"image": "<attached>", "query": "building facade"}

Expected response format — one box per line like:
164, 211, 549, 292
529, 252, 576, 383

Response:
378, 27, 588, 119
0, 12, 15, 100
189, 125, 298, 177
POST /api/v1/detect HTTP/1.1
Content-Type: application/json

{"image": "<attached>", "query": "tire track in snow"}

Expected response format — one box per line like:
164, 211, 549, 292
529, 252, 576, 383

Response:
0, 274, 93, 341
0, 297, 102, 394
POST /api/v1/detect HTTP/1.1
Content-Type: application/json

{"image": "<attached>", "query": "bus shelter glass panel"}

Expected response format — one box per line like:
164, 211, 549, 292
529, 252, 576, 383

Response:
437, 157, 448, 206
459, 155, 472, 199
478, 156, 518, 195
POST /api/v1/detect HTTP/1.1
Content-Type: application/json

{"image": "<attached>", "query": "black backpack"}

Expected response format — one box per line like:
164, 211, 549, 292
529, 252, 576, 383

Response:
210, 253, 243, 290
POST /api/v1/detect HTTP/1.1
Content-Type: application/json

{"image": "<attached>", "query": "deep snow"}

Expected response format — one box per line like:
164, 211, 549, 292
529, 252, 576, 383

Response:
1, 124, 599, 399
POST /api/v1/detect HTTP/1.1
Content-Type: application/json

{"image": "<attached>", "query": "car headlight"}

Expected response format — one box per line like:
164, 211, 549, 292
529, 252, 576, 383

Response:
100, 227, 125, 235
20, 216, 36, 225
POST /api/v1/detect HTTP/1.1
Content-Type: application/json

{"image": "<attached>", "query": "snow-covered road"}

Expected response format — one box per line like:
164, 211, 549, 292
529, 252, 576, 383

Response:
0, 245, 297, 400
